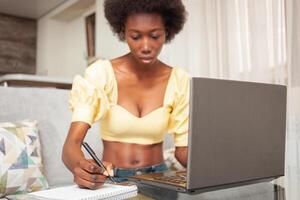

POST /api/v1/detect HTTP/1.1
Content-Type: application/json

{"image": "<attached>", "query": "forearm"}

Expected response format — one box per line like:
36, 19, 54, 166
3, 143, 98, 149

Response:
62, 140, 85, 172
62, 122, 90, 173
175, 146, 188, 167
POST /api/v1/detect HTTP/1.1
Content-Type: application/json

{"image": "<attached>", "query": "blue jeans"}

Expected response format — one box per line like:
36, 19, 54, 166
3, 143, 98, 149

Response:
112, 163, 168, 182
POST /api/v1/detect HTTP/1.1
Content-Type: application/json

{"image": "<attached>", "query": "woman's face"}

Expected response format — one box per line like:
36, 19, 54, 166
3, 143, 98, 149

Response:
124, 12, 166, 66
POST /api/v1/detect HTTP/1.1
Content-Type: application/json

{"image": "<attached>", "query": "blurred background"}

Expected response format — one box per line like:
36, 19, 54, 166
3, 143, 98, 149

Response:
0, 0, 299, 198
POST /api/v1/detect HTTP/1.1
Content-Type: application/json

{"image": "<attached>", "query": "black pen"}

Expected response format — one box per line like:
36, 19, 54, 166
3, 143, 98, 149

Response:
82, 142, 117, 184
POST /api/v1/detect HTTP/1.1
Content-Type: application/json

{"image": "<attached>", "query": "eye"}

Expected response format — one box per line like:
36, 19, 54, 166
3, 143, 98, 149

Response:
151, 34, 161, 40
130, 35, 140, 40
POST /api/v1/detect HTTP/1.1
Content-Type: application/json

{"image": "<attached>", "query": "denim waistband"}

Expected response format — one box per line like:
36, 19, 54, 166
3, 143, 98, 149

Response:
113, 163, 168, 180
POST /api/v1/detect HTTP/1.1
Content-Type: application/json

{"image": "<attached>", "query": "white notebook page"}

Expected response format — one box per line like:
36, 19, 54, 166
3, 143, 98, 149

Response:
29, 183, 137, 200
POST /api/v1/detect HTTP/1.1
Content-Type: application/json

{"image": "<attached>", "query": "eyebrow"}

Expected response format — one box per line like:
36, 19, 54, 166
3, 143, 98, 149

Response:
127, 28, 165, 32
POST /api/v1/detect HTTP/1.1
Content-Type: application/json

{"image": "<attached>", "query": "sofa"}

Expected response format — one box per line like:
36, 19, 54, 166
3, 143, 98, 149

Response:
0, 84, 176, 199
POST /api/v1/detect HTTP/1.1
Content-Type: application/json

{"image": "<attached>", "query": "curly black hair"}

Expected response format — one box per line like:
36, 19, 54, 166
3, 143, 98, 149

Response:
104, 0, 187, 43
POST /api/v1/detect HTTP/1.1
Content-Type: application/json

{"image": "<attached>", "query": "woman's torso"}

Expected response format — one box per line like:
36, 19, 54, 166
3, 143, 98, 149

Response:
102, 56, 172, 168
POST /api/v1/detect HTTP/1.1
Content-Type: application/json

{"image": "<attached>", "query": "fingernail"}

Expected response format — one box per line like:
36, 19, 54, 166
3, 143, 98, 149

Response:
90, 166, 95, 171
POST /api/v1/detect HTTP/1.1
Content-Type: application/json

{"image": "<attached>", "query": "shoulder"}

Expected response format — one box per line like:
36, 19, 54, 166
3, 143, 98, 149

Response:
173, 67, 190, 79
84, 59, 114, 88
164, 66, 190, 105
172, 67, 190, 93
160, 61, 190, 82
85, 59, 111, 79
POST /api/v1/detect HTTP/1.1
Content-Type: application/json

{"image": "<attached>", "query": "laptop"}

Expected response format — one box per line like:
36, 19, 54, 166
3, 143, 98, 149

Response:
128, 77, 287, 194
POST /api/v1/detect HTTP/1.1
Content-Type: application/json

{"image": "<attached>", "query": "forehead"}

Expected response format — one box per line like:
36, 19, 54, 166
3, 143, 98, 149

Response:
125, 12, 165, 32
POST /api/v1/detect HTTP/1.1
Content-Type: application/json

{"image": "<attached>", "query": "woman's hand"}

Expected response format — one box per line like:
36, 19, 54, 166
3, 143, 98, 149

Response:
175, 146, 188, 167
73, 159, 114, 190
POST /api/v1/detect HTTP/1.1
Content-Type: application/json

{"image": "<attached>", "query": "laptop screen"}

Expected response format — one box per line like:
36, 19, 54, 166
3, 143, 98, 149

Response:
187, 78, 286, 190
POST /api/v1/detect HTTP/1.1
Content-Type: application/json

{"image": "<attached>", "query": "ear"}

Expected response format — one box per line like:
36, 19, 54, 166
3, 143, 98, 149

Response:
119, 26, 126, 41
119, 31, 125, 41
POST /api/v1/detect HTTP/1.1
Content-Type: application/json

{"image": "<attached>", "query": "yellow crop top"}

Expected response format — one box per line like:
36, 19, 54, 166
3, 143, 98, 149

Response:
69, 59, 190, 146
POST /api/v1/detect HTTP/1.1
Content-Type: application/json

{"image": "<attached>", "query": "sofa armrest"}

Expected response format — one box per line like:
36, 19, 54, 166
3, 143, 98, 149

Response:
0, 74, 72, 89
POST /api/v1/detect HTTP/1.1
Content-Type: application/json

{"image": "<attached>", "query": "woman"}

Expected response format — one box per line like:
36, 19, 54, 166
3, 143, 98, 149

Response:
62, 0, 189, 189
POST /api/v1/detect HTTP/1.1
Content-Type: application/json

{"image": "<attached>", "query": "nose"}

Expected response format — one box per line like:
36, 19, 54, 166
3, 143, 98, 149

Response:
141, 38, 151, 54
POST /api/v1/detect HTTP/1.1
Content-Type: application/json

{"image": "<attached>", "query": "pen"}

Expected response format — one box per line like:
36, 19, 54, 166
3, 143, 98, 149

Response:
82, 142, 117, 184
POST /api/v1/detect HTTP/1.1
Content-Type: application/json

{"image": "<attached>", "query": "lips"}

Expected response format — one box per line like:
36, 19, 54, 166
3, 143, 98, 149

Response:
139, 57, 153, 61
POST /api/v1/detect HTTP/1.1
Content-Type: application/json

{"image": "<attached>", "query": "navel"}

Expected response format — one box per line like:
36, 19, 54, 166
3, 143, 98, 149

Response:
130, 160, 140, 165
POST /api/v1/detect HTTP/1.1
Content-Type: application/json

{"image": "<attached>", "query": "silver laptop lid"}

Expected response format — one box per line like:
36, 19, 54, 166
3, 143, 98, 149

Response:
187, 77, 287, 190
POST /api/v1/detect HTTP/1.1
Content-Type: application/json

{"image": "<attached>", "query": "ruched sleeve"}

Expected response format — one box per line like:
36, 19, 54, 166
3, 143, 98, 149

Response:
168, 70, 190, 146
69, 60, 111, 126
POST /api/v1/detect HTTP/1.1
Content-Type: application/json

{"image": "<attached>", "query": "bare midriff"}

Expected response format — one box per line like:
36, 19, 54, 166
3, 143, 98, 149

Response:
102, 140, 164, 168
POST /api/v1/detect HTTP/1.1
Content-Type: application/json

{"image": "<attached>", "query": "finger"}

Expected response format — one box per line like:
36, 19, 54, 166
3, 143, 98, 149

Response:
87, 159, 106, 174
80, 160, 103, 174
74, 176, 105, 190
103, 161, 113, 169
74, 167, 107, 183
103, 163, 114, 177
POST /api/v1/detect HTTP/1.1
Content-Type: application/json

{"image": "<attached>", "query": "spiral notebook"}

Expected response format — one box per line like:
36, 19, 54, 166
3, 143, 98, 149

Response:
28, 183, 138, 200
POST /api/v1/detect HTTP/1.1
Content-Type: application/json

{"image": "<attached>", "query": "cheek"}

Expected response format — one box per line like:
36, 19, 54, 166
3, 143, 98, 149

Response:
126, 41, 138, 51
154, 41, 165, 52
155, 36, 166, 47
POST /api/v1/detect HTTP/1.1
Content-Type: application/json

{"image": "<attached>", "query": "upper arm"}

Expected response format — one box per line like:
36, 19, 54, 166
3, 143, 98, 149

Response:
69, 60, 112, 125
168, 70, 190, 147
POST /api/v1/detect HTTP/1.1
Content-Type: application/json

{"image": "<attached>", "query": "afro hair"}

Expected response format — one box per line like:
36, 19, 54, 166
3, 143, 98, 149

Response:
104, 0, 187, 43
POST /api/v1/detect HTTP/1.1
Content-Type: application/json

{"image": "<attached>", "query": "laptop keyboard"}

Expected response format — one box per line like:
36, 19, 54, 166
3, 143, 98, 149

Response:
153, 174, 186, 184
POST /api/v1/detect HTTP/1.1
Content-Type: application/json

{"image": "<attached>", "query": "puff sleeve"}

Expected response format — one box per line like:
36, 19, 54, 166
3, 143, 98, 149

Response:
168, 71, 190, 146
69, 61, 110, 126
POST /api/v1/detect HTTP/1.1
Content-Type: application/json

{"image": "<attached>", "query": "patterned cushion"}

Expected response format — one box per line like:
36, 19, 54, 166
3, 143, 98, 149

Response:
0, 120, 49, 197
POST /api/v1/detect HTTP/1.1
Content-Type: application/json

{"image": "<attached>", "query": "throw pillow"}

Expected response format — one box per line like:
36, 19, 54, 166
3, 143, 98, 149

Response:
0, 120, 49, 197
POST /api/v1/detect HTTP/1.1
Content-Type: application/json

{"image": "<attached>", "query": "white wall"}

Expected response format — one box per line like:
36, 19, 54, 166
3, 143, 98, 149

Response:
36, 1, 95, 78
36, 18, 67, 76
64, 17, 88, 77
